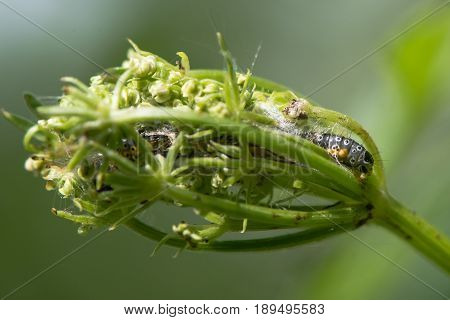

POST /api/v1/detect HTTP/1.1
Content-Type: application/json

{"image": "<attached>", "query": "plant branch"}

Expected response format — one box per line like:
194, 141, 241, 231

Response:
125, 218, 356, 252
163, 185, 367, 228
370, 188, 450, 273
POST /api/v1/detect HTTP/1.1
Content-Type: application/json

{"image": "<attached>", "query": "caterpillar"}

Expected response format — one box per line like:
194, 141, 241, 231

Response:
301, 131, 374, 175
117, 101, 374, 177
258, 101, 374, 176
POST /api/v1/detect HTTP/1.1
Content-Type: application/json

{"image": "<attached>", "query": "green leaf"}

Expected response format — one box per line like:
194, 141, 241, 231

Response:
1, 109, 34, 132
217, 33, 241, 114
23, 92, 43, 117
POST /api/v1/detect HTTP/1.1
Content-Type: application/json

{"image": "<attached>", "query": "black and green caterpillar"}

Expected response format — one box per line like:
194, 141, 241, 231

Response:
116, 100, 374, 177
302, 131, 374, 175
258, 100, 374, 176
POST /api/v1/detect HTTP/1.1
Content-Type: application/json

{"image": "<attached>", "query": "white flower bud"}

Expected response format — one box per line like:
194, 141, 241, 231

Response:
190, 233, 202, 242
203, 82, 219, 93
181, 79, 198, 99
58, 173, 76, 197
136, 55, 156, 77
208, 102, 229, 117
168, 71, 182, 83
182, 229, 191, 237
121, 87, 140, 106
149, 80, 171, 103
25, 157, 43, 172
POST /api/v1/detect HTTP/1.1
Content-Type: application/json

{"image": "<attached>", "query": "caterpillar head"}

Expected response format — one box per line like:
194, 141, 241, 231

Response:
345, 141, 374, 178
357, 150, 374, 177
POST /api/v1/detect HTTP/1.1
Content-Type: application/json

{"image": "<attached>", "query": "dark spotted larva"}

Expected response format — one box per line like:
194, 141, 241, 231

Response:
118, 138, 138, 161
301, 131, 374, 175
137, 124, 177, 156
117, 124, 177, 161
259, 101, 374, 175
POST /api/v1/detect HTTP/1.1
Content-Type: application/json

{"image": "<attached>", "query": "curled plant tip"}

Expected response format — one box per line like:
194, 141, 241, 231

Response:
176, 52, 190, 73
3, 33, 450, 272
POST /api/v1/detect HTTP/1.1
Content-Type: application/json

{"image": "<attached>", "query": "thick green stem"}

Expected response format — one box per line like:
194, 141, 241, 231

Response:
370, 188, 450, 273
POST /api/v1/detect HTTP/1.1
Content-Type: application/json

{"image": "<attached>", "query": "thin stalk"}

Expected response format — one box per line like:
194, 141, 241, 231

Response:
125, 218, 356, 252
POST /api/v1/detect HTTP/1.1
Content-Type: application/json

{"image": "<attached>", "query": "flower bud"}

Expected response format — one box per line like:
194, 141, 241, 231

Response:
172, 222, 188, 234
182, 229, 190, 237
168, 70, 182, 83
58, 172, 76, 197
130, 79, 148, 91
41, 165, 64, 181
190, 233, 202, 242
120, 87, 140, 106
90, 74, 103, 86
208, 102, 229, 117
45, 180, 56, 191
203, 82, 219, 94
135, 55, 156, 77
24, 156, 44, 172
172, 99, 183, 107
181, 79, 199, 100
211, 172, 224, 189
47, 117, 66, 129
149, 80, 171, 103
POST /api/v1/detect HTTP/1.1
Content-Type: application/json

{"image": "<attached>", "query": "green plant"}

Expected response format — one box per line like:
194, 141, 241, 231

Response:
2, 33, 449, 272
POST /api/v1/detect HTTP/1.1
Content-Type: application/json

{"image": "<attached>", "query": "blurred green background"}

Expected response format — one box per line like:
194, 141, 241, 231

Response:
1, 0, 449, 299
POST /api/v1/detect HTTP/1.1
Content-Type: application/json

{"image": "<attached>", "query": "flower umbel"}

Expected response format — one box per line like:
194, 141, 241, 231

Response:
2, 33, 450, 271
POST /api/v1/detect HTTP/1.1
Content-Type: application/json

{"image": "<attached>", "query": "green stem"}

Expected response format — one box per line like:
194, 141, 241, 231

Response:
370, 188, 450, 273
125, 218, 356, 252
164, 185, 367, 228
